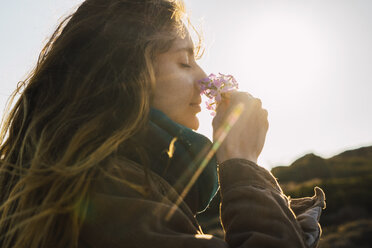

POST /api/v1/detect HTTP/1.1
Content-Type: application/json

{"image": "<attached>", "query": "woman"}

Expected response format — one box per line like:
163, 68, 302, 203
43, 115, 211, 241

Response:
0, 0, 325, 247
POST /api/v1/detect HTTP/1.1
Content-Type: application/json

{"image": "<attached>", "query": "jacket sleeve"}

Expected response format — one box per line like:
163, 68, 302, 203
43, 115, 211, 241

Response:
219, 159, 325, 248
79, 159, 325, 248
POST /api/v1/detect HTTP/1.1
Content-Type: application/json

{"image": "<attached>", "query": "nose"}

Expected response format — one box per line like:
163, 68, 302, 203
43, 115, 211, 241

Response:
194, 63, 207, 91
197, 62, 208, 79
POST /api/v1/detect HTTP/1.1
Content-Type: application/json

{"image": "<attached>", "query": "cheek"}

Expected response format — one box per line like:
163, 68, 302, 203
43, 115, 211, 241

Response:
151, 82, 182, 114
157, 75, 192, 102
152, 61, 195, 116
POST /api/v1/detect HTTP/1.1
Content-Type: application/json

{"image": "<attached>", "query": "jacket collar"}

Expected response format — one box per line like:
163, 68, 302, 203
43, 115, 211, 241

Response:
138, 108, 218, 214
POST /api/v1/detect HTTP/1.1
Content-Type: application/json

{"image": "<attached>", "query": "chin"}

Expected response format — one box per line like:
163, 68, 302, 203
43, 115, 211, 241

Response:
185, 117, 199, 130
175, 113, 199, 130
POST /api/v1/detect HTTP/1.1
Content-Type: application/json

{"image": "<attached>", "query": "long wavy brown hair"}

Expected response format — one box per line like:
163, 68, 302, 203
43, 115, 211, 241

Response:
0, 0, 202, 247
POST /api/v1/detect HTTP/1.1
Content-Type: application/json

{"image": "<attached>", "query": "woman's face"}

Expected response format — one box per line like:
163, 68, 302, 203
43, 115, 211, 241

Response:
151, 33, 206, 130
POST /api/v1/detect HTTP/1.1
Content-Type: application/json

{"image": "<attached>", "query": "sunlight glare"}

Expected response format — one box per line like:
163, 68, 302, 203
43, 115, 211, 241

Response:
238, 12, 327, 98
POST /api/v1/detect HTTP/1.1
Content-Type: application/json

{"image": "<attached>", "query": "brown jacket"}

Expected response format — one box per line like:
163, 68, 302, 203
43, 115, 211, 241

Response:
79, 158, 325, 248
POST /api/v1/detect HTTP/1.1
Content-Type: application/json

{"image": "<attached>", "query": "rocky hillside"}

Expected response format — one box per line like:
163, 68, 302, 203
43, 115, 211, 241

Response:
272, 145, 372, 247
272, 146, 372, 183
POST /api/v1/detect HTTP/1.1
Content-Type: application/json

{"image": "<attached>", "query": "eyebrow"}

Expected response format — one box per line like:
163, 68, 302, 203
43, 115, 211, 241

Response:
174, 47, 194, 56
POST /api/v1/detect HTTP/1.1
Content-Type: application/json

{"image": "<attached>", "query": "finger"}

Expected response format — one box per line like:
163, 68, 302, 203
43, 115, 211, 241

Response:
216, 97, 229, 113
262, 108, 268, 118
226, 93, 253, 113
229, 91, 253, 102
254, 98, 262, 108
261, 109, 269, 129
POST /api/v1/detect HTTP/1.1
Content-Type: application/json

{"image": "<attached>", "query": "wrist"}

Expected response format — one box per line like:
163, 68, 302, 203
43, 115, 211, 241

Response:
217, 152, 258, 164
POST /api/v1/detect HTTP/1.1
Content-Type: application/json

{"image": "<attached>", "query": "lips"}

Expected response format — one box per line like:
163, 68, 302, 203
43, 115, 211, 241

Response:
190, 103, 201, 107
190, 103, 201, 112
190, 98, 202, 105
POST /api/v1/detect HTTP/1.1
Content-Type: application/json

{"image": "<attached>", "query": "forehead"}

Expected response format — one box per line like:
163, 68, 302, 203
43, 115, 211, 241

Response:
169, 33, 195, 54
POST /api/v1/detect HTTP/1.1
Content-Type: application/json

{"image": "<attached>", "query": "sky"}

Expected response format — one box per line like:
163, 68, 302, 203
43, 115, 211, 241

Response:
1, 0, 371, 169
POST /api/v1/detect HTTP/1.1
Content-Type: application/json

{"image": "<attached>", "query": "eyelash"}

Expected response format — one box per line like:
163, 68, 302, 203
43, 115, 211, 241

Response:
180, 63, 192, 68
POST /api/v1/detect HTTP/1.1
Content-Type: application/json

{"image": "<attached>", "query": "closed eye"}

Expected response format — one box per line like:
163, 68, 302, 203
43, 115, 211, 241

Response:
180, 63, 192, 68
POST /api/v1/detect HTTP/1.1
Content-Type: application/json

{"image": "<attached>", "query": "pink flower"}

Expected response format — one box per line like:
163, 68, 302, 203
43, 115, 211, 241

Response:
213, 79, 222, 88
198, 73, 239, 115
215, 92, 221, 102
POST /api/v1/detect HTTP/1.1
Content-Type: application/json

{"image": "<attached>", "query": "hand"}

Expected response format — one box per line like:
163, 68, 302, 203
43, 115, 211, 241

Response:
212, 92, 269, 164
